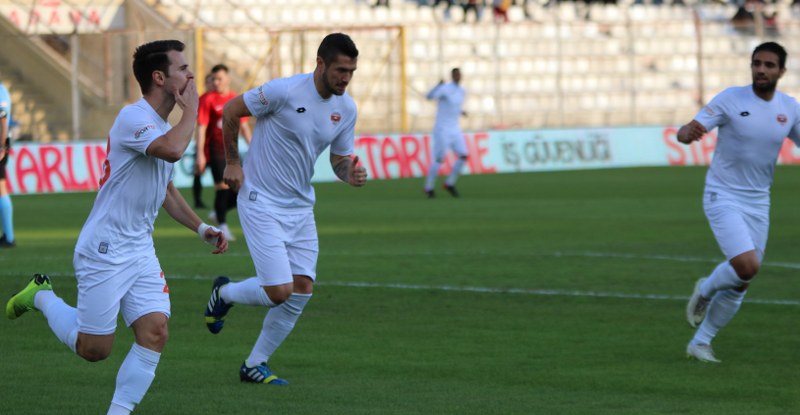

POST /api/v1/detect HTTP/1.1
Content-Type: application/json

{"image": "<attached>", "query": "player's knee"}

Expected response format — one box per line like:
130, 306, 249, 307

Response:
141, 323, 169, 350
293, 275, 314, 294
730, 251, 760, 281
76, 342, 112, 362
736, 264, 759, 280
265, 285, 292, 305
732, 260, 759, 280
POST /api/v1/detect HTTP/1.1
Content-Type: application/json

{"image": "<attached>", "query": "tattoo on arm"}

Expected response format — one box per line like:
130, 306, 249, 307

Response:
332, 157, 351, 182
223, 117, 240, 164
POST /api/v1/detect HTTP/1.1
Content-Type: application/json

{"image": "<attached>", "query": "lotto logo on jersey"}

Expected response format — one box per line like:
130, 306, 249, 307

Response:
134, 124, 156, 139
777, 114, 788, 125
331, 112, 341, 125
703, 106, 715, 116
257, 85, 268, 106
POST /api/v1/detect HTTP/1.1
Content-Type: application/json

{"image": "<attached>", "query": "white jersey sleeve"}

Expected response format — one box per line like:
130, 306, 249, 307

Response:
244, 80, 289, 118
694, 88, 732, 132
114, 105, 164, 156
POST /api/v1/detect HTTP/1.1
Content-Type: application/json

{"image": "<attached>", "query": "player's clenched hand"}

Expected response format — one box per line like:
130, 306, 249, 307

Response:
677, 121, 707, 144
210, 231, 228, 254
348, 156, 367, 187
174, 78, 199, 115
197, 223, 228, 254
223, 163, 244, 192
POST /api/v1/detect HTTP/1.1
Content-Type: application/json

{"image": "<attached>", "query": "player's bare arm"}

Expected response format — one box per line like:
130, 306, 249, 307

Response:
240, 120, 253, 145
147, 79, 199, 162
677, 120, 707, 145
221, 95, 251, 192
162, 182, 228, 254
331, 154, 367, 187
195, 124, 208, 174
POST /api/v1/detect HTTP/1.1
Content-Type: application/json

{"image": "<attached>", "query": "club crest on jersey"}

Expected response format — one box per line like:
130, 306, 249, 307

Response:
257, 85, 268, 106
777, 114, 788, 125
331, 112, 341, 125
134, 124, 156, 139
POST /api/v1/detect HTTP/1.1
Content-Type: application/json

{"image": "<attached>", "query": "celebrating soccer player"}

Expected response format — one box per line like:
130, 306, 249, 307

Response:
680, 42, 800, 363
203, 33, 366, 384
6, 40, 228, 414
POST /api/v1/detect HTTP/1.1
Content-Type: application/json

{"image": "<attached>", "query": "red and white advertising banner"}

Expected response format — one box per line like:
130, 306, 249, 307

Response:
5, 126, 800, 195
0, 0, 124, 34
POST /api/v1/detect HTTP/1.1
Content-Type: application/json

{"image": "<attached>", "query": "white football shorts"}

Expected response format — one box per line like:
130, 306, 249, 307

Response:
239, 205, 318, 287
432, 128, 468, 161
73, 253, 171, 335
703, 188, 769, 261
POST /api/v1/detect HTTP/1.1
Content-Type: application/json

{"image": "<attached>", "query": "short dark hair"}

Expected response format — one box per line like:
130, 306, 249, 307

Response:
752, 42, 787, 69
132, 40, 186, 94
210, 63, 229, 74
317, 33, 358, 65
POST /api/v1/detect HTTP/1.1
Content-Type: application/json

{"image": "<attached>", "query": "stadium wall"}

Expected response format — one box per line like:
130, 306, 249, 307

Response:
5, 126, 800, 195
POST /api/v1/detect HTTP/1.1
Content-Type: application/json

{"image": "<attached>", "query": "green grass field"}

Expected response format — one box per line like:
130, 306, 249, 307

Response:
1, 167, 799, 414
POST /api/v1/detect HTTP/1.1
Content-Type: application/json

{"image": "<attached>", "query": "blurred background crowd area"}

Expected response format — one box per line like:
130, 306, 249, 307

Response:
0, 0, 797, 142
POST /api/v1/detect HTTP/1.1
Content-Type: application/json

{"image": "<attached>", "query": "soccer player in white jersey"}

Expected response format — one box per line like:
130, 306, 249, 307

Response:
424, 67, 468, 198
5, 40, 228, 414
203, 33, 367, 384
679, 42, 800, 363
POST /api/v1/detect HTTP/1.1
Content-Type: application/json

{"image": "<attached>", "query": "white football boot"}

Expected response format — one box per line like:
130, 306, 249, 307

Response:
687, 277, 711, 328
686, 343, 721, 363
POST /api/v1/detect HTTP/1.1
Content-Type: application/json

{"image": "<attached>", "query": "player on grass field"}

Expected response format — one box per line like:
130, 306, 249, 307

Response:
424, 67, 468, 198
203, 32, 367, 384
5, 40, 228, 414
680, 41, 800, 363
196, 63, 252, 241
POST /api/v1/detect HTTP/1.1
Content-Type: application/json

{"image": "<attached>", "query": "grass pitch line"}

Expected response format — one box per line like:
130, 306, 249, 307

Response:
4, 271, 799, 306
316, 281, 800, 306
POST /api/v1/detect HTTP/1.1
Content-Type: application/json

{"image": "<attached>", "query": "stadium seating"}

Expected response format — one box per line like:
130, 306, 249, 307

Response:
3, 0, 800, 140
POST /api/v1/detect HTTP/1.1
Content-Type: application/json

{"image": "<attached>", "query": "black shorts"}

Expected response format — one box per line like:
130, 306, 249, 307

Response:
0, 137, 9, 180
208, 157, 226, 184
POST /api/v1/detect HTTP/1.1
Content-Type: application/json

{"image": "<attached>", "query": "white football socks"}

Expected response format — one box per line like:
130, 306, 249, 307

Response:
107, 403, 131, 415
220, 277, 275, 307
245, 293, 311, 367
700, 261, 747, 298
445, 158, 466, 187
36, 290, 78, 353
691, 288, 745, 346
425, 160, 442, 191
110, 343, 160, 414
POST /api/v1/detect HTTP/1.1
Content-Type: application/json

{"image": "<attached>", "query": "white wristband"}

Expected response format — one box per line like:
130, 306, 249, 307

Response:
197, 223, 212, 240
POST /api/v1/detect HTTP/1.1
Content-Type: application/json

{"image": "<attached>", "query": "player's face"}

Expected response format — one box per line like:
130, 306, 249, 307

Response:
211, 70, 230, 93
452, 69, 461, 84
164, 50, 194, 95
321, 54, 357, 97
751, 51, 784, 93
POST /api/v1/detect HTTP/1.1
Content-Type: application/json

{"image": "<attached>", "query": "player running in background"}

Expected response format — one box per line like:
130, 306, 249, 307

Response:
192, 72, 214, 209
680, 41, 800, 363
424, 67, 468, 198
0, 77, 15, 247
196, 63, 252, 241
6, 40, 228, 414
203, 32, 366, 384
